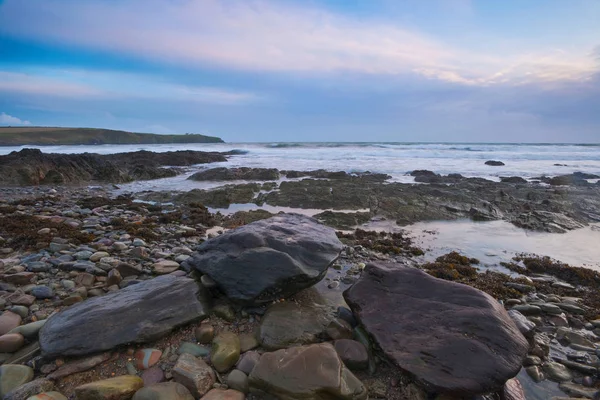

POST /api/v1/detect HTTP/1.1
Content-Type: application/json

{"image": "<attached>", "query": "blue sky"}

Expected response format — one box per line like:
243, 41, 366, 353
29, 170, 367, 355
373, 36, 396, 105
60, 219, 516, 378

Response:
0, 0, 599, 142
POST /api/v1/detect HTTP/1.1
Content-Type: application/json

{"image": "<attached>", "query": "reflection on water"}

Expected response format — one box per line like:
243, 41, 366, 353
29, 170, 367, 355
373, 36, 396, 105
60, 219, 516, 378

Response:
363, 219, 600, 270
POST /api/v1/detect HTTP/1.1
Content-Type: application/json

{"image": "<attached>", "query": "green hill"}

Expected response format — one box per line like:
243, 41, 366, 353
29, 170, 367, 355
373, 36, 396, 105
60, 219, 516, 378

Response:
0, 127, 224, 146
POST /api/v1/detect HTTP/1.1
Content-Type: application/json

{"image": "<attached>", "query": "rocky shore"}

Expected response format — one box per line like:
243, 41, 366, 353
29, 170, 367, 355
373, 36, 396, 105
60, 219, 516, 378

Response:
0, 183, 600, 400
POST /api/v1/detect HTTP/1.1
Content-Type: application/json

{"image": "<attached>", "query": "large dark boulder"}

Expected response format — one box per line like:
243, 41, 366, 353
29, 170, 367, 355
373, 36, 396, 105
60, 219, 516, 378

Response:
187, 214, 343, 305
39, 276, 209, 358
344, 263, 528, 396
485, 160, 505, 166
188, 167, 280, 181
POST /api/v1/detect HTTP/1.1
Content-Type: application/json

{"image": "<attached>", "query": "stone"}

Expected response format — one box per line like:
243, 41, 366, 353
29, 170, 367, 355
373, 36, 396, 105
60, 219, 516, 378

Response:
227, 369, 248, 393
3, 272, 34, 285
31, 285, 54, 300
62, 295, 84, 306
326, 318, 353, 340
39, 276, 210, 358
195, 324, 214, 344
0, 311, 22, 335
132, 239, 147, 247
106, 269, 123, 287
558, 382, 598, 399
539, 303, 563, 315
238, 333, 258, 353
48, 352, 112, 380
90, 251, 110, 262
502, 378, 526, 400
112, 242, 129, 251
334, 339, 369, 371
525, 366, 545, 382
74, 251, 93, 260
236, 351, 260, 375
336, 306, 358, 328
257, 302, 332, 350
6, 293, 35, 306
213, 304, 236, 322
9, 318, 46, 340
212, 332, 241, 373
141, 366, 165, 386
27, 392, 68, 400
249, 343, 367, 400
2, 378, 54, 400
511, 304, 542, 316
135, 348, 162, 370
74, 375, 144, 400
543, 362, 573, 382
0, 333, 25, 352
172, 353, 216, 398
200, 389, 245, 400
0, 364, 34, 397
344, 263, 528, 396
178, 342, 210, 357
153, 260, 180, 275
189, 214, 343, 305
75, 272, 95, 287
132, 382, 194, 400
507, 309, 536, 337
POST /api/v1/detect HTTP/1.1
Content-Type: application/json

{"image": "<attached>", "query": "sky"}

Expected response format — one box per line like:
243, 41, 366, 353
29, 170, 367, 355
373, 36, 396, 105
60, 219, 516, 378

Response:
0, 0, 599, 143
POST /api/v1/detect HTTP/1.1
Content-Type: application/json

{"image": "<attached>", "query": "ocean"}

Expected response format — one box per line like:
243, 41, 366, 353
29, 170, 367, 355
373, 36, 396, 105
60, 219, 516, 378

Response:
3, 141, 600, 269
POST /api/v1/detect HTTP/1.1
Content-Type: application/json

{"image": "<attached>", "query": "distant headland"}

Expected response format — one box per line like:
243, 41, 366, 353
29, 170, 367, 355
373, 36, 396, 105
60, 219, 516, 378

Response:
0, 126, 224, 146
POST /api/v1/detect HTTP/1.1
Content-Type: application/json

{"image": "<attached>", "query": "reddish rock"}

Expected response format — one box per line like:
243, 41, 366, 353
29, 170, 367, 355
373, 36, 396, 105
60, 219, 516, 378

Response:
3, 272, 34, 285
74, 273, 95, 287
334, 339, 369, 371
200, 389, 245, 400
135, 348, 162, 370
0, 311, 22, 335
502, 377, 526, 400
0, 333, 25, 353
6, 293, 35, 306
142, 365, 166, 386
47, 352, 112, 380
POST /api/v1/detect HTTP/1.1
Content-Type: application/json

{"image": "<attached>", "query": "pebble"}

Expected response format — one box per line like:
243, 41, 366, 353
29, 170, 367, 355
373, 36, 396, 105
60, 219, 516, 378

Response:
211, 332, 241, 373
236, 351, 260, 375
135, 348, 162, 370
112, 242, 129, 251
0, 364, 34, 397
226, 369, 248, 393
326, 318, 353, 340
0, 311, 22, 335
543, 362, 573, 382
74, 375, 144, 399
0, 333, 25, 353
31, 285, 54, 299
142, 366, 166, 386
238, 333, 259, 353
27, 392, 68, 400
132, 382, 194, 400
172, 353, 216, 398
153, 260, 180, 275
177, 342, 210, 357
2, 378, 54, 400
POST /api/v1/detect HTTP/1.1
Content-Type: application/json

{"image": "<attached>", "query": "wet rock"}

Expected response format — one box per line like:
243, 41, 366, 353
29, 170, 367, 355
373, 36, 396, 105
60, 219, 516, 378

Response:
344, 263, 528, 396
238, 333, 258, 353
507, 310, 536, 337
31, 285, 54, 300
134, 348, 162, 370
40, 276, 209, 357
558, 382, 598, 399
502, 377, 526, 400
153, 260, 180, 275
213, 303, 236, 322
212, 332, 241, 373
132, 382, 194, 400
2, 378, 54, 400
326, 318, 353, 340
0, 364, 34, 398
188, 214, 343, 305
543, 362, 573, 382
188, 167, 279, 181
0, 311, 22, 335
195, 324, 215, 344
0, 333, 25, 353
74, 375, 144, 399
3, 272, 34, 285
116, 262, 143, 277
25, 392, 68, 400
249, 342, 367, 400
257, 302, 332, 350
236, 351, 260, 375
334, 339, 369, 371
177, 342, 210, 357
141, 366, 165, 386
172, 353, 216, 398
48, 352, 112, 380
106, 269, 123, 287
485, 160, 505, 166
200, 389, 245, 400
511, 304, 542, 316
525, 366, 545, 382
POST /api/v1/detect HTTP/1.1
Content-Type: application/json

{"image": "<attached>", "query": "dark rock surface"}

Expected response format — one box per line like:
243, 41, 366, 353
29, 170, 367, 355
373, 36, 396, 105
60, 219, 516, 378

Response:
188, 167, 280, 181
39, 276, 210, 357
485, 160, 506, 166
188, 214, 343, 304
344, 263, 528, 396
0, 149, 226, 185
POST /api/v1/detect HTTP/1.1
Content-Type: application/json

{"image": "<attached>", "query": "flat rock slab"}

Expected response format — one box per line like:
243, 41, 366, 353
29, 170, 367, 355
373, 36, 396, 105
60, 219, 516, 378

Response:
344, 263, 528, 396
189, 214, 343, 305
39, 276, 209, 358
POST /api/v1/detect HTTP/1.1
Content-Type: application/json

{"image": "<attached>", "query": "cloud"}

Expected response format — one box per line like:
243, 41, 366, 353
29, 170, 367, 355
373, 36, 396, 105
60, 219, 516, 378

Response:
0, 112, 31, 125
0, 69, 261, 104
0, 0, 596, 86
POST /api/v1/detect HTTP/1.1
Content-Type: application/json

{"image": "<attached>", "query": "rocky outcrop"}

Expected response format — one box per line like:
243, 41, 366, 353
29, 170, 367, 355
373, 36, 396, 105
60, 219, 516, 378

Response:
0, 149, 226, 185
344, 263, 528, 396
39, 276, 210, 357
485, 160, 505, 166
187, 214, 343, 305
188, 167, 280, 181
249, 343, 368, 400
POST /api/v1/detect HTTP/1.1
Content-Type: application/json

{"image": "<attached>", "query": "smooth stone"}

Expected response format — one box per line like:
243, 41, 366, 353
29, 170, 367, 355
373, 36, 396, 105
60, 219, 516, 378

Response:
507, 309, 536, 337
141, 366, 165, 386
48, 352, 112, 380
73, 251, 93, 260
257, 302, 332, 350
523, 355, 542, 366
236, 351, 260, 375
344, 263, 529, 396
126, 362, 137, 376
0, 311, 22, 335
558, 303, 585, 315
135, 348, 162, 370
132, 239, 147, 247
249, 342, 367, 400
62, 295, 84, 306
326, 318, 353, 340
74, 272, 95, 287
200, 275, 217, 289
132, 382, 194, 400
189, 214, 343, 305
8, 306, 29, 319
226, 369, 248, 393
61, 280, 75, 290
0, 364, 34, 397
153, 260, 180, 275
200, 389, 245, 400
2, 378, 53, 400
238, 333, 258, 353
3, 272, 35, 285
74, 375, 144, 399
211, 332, 240, 373
7, 293, 35, 306
511, 304, 542, 316
112, 242, 129, 251
172, 353, 216, 398
0, 333, 25, 353
336, 306, 358, 328
26, 392, 68, 400
334, 339, 369, 371
106, 269, 123, 287
543, 362, 573, 382
178, 342, 210, 357
195, 325, 215, 345
31, 286, 54, 300
539, 303, 563, 315
39, 276, 210, 358
558, 382, 599, 399
90, 252, 110, 262
213, 304, 236, 322
503, 377, 526, 400
525, 366, 545, 382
